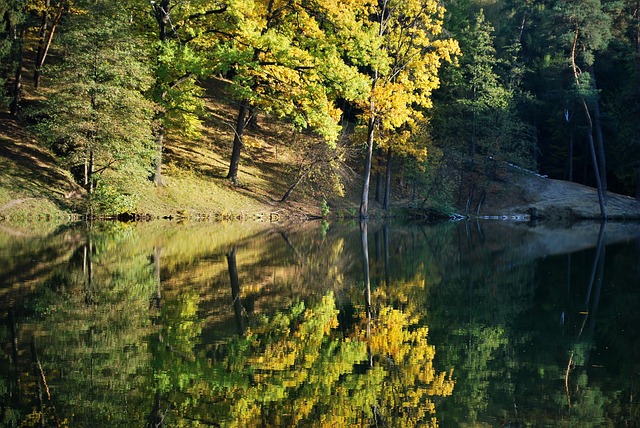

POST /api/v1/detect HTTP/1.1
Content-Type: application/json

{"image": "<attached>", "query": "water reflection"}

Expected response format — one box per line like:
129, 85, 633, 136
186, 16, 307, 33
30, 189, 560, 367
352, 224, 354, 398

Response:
1, 220, 639, 426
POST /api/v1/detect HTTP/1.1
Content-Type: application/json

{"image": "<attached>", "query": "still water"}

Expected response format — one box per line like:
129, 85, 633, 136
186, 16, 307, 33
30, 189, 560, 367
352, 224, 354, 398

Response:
1, 219, 639, 427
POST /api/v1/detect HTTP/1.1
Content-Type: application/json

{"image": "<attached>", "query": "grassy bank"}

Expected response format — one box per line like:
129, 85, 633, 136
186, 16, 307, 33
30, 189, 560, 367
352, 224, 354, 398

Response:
0, 79, 364, 223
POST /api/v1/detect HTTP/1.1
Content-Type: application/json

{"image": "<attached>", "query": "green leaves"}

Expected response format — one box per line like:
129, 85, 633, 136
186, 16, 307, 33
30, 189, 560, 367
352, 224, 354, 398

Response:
30, 0, 156, 213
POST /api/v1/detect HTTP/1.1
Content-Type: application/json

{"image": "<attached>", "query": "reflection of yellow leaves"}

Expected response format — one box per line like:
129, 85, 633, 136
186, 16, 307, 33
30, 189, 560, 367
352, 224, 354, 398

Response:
358, 304, 454, 427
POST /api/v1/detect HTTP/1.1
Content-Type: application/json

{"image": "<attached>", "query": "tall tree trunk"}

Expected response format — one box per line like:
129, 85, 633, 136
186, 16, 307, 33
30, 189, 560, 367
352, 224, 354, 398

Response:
375, 148, 384, 203
360, 116, 376, 218
153, 125, 165, 186
227, 99, 250, 185
9, 27, 26, 116
571, 30, 606, 218
635, 0, 640, 200
33, 2, 64, 89
383, 147, 392, 210
580, 98, 606, 218
568, 125, 574, 182
280, 169, 306, 203
33, 1, 50, 89
590, 68, 607, 194
635, 166, 640, 200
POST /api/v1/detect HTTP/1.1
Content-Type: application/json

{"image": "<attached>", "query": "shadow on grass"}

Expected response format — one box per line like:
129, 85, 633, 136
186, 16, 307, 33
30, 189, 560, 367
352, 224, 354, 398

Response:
0, 112, 84, 213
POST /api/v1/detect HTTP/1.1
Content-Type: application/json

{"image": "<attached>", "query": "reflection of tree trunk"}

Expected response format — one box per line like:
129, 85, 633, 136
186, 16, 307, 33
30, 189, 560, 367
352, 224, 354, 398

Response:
31, 337, 57, 427
581, 221, 606, 334
360, 221, 373, 367
83, 238, 94, 305
150, 247, 162, 309
383, 223, 390, 287
31, 337, 45, 428
582, 221, 606, 323
227, 248, 246, 335
279, 231, 301, 262
567, 221, 606, 407
8, 309, 21, 401
374, 227, 382, 288
146, 389, 166, 428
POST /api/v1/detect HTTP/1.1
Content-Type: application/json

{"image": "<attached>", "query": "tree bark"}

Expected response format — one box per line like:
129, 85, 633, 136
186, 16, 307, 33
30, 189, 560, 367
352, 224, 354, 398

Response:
360, 118, 375, 218
580, 97, 606, 218
590, 68, 607, 194
571, 30, 606, 218
635, 166, 640, 200
9, 27, 26, 116
375, 148, 384, 203
153, 125, 165, 186
34, 2, 65, 89
383, 147, 392, 210
280, 172, 305, 203
227, 99, 250, 185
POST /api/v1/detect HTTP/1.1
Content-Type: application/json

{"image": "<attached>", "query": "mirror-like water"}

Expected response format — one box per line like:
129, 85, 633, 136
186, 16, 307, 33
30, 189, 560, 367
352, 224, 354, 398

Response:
1, 220, 639, 427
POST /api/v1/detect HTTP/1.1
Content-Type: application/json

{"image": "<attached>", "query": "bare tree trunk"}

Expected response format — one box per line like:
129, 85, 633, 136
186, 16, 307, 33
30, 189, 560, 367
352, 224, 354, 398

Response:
153, 125, 165, 186
280, 173, 305, 203
636, 166, 640, 200
360, 114, 375, 218
227, 100, 250, 185
9, 27, 26, 116
383, 147, 392, 210
375, 148, 384, 203
571, 31, 606, 218
34, 2, 65, 89
590, 68, 607, 194
580, 98, 606, 218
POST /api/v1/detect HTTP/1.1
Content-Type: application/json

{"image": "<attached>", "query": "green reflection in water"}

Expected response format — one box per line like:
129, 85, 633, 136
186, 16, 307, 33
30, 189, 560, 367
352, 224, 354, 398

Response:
1, 220, 640, 426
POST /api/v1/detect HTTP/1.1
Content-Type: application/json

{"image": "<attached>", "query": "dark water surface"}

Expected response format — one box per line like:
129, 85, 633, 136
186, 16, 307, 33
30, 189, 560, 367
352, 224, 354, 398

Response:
1, 220, 639, 427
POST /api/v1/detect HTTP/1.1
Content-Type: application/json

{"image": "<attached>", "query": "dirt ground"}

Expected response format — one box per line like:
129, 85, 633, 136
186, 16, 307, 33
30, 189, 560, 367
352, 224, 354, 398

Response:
467, 161, 640, 221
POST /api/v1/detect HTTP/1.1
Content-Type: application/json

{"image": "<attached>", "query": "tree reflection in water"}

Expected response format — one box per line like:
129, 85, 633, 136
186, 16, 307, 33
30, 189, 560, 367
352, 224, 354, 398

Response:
1, 220, 639, 426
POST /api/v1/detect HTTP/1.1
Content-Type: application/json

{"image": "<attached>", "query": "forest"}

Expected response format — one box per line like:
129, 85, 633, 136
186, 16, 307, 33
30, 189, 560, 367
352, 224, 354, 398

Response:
1, 0, 639, 217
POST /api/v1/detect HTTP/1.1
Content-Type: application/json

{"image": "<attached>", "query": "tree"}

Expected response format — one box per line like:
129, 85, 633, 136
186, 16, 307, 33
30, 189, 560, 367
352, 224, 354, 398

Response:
213, 0, 370, 185
0, 0, 26, 115
32, 0, 155, 214
33, 0, 68, 89
554, 0, 614, 217
146, 0, 226, 186
431, 8, 536, 167
352, 0, 459, 218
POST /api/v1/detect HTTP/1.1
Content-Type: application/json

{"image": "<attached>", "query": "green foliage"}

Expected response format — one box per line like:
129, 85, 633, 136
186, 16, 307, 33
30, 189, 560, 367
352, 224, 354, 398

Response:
321, 198, 330, 217
29, 0, 156, 214
0, 0, 25, 108
431, 9, 537, 168
152, 39, 207, 139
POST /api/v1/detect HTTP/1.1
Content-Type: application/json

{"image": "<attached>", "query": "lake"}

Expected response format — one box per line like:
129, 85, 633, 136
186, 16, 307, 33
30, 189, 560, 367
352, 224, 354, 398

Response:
1, 219, 639, 427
